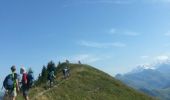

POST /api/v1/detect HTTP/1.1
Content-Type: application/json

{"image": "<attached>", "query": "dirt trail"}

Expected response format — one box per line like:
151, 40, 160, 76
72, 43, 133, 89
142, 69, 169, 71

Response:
32, 80, 66, 100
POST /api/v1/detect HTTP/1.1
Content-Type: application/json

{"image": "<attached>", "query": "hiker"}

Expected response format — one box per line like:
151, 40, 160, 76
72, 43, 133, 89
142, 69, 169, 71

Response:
27, 68, 34, 88
66, 60, 69, 64
47, 70, 56, 88
20, 67, 30, 100
78, 60, 81, 64
62, 66, 70, 79
3, 65, 19, 100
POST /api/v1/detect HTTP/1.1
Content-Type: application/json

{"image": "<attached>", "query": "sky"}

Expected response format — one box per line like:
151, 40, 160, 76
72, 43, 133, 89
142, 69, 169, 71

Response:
1, 0, 170, 85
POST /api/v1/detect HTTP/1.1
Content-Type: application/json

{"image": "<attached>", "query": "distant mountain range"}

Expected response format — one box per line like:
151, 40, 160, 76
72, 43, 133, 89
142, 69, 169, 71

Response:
116, 60, 170, 100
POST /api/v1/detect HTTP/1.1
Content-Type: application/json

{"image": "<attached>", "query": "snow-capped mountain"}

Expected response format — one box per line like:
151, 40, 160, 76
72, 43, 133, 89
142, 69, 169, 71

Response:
129, 64, 155, 74
116, 60, 170, 100
129, 59, 170, 74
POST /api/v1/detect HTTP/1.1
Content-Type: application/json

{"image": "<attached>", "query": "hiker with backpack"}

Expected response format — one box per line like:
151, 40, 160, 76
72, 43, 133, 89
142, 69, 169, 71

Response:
62, 67, 67, 79
62, 66, 70, 79
27, 68, 34, 88
20, 67, 34, 100
47, 70, 56, 88
3, 65, 20, 100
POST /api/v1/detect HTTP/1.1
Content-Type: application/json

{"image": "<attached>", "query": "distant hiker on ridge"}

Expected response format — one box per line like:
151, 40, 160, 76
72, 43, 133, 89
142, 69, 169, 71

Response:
3, 65, 19, 100
62, 66, 70, 79
47, 69, 56, 88
78, 60, 81, 64
66, 60, 69, 64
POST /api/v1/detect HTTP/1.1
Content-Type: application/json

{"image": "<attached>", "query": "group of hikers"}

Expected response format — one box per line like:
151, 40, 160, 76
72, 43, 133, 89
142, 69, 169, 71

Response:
3, 66, 35, 100
2, 63, 71, 100
46, 66, 70, 88
3, 66, 33, 100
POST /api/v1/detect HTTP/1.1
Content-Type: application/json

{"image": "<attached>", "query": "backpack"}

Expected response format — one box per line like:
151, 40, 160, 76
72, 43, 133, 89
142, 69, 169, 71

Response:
3, 73, 17, 90
27, 73, 34, 88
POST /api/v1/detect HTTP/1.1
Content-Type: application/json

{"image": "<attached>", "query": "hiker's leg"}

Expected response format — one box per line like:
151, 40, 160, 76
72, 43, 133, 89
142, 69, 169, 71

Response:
51, 79, 53, 86
26, 88, 29, 100
5, 91, 10, 100
23, 89, 29, 100
11, 89, 17, 100
26, 96, 29, 100
67, 72, 69, 78
24, 96, 26, 100
64, 72, 66, 79
50, 79, 52, 88
12, 96, 16, 100
63, 72, 65, 78
23, 85, 29, 100
11, 97, 14, 100
67, 71, 70, 78
11, 94, 16, 100
24, 96, 29, 100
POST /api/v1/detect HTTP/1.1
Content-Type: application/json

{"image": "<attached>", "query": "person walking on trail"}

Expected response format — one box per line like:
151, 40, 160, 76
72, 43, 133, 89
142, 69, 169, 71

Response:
20, 67, 29, 100
27, 68, 34, 88
62, 67, 66, 79
47, 70, 56, 88
78, 60, 81, 64
62, 67, 70, 79
3, 65, 19, 100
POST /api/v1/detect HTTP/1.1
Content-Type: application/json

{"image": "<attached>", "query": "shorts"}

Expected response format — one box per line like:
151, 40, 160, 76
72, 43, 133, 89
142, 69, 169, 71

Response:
10, 88, 17, 97
22, 85, 29, 96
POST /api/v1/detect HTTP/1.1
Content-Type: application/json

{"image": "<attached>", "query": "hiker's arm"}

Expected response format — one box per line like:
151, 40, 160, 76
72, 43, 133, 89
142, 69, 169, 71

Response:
16, 79, 20, 92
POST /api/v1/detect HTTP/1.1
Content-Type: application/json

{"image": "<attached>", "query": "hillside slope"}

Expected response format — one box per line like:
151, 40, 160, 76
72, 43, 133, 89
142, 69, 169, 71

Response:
17, 63, 156, 100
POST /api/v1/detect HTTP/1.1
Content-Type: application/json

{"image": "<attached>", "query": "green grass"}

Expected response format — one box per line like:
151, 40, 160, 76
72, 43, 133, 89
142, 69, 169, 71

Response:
16, 63, 157, 100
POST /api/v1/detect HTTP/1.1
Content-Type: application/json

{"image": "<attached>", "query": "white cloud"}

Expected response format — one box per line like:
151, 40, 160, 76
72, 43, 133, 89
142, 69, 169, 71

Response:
108, 28, 140, 36
155, 55, 169, 61
62, 54, 102, 63
79, 41, 126, 48
135, 55, 170, 70
140, 56, 149, 59
72, 54, 101, 63
140, 54, 170, 62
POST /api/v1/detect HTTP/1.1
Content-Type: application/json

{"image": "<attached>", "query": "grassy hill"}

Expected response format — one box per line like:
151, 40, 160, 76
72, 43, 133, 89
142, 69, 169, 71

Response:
15, 63, 156, 100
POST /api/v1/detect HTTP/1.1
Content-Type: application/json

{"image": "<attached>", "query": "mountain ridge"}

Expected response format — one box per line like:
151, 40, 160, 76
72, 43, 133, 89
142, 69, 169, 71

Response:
14, 63, 156, 100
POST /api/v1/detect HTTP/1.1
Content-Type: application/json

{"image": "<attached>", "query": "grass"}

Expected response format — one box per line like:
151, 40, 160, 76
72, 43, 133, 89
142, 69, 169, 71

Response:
16, 63, 157, 100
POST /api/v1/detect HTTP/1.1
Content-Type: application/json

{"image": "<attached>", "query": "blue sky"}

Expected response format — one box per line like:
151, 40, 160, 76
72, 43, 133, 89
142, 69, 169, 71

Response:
1, 0, 170, 84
